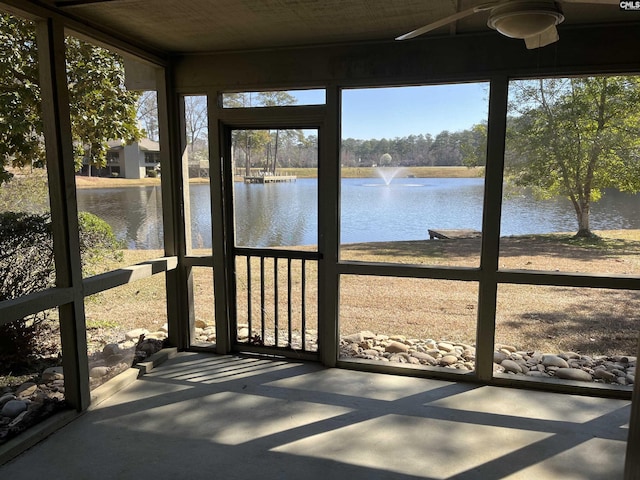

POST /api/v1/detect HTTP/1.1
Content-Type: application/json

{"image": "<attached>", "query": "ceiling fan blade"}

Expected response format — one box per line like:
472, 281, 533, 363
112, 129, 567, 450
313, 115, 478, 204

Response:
524, 25, 559, 49
396, 3, 496, 41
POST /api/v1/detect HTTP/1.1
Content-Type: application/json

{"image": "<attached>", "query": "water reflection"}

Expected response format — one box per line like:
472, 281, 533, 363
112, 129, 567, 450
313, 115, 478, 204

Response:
77, 186, 163, 249
342, 178, 485, 243
233, 180, 317, 248
189, 185, 212, 249
76, 180, 640, 250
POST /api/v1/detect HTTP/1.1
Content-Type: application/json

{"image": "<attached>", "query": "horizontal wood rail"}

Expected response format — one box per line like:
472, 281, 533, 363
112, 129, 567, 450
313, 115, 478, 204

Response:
83, 256, 178, 296
234, 247, 322, 260
0, 256, 178, 325
0, 287, 75, 327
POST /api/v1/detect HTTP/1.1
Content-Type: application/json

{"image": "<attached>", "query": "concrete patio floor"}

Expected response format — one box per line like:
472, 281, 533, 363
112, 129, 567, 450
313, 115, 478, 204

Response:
2, 353, 632, 479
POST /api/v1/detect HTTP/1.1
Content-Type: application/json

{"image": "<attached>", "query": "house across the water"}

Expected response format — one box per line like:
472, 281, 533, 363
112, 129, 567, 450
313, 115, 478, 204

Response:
79, 138, 160, 178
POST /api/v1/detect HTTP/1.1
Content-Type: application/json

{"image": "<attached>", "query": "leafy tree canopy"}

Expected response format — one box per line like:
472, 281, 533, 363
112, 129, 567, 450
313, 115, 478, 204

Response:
507, 76, 640, 237
0, 15, 43, 184
224, 91, 300, 174
0, 13, 142, 185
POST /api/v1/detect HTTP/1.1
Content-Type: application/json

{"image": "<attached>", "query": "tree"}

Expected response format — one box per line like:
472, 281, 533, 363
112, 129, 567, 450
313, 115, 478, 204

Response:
0, 169, 50, 214
232, 129, 271, 175
224, 91, 300, 174
184, 95, 208, 161
224, 93, 264, 175
0, 14, 142, 182
430, 130, 462, 166
257, 91, 296, 174
140, 94, 209, 175
379, 153, 392, 166
65, 36, 142, 173
508, 77, 640, 237
293, 133, 317, 168
0, 15, 43, 185
136, 90, 159, 141
460, 123, 487, 167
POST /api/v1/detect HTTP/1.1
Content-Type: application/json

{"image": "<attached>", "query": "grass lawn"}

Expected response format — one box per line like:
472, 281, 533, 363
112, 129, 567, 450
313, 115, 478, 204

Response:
3, 230, 639, 389
81, 230, 640, 358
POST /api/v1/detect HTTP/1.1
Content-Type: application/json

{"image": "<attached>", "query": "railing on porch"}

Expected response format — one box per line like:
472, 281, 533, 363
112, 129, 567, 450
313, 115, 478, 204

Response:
234, 248, 320, 355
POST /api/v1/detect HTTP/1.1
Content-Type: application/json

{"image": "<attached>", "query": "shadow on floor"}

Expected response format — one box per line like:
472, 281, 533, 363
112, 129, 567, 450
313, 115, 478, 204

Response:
2, 353, 631, 480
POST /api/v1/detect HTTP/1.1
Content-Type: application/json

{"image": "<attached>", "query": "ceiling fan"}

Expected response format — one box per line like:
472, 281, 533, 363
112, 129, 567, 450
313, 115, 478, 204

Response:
396, 0, 619, 49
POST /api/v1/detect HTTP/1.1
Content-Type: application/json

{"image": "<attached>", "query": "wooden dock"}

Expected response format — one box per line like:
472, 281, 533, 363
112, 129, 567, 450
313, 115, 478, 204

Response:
428, 229, 481, 240
243, 175, 297, 184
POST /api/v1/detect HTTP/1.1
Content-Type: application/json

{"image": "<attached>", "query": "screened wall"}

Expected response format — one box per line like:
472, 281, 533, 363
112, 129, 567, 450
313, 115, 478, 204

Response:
2, 0, 640, 472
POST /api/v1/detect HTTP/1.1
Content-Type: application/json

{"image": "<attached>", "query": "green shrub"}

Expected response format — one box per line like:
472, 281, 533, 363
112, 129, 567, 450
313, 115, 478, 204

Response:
0, 170, 50, 214
0, 213, 55, 368
78, 211, 123, 275
0, 211, 122, 371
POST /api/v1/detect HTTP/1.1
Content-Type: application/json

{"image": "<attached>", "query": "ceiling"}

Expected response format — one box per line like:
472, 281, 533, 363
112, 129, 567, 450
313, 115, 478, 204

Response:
44, 0, 638, 54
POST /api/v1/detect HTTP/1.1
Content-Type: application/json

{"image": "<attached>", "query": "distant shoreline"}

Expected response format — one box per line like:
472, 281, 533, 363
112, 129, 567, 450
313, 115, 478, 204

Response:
75, 166, 483, 188
74, 176, 202, 189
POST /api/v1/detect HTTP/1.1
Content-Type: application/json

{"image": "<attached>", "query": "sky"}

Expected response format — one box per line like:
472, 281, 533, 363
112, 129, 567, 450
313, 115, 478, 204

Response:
290, 83, 489, 140
341, 83, 490, 140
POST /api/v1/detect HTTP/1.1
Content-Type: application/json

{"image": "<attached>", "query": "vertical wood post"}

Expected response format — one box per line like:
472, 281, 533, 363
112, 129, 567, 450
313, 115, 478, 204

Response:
475, 76, 508, 382
36, 18, 90, 410
210, 92, 232, 354
157, 66, 192, 349
318, 84, 340, 367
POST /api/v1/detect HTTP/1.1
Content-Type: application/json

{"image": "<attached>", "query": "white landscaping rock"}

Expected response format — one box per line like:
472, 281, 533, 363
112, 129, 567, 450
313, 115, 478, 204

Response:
2, 400, 28, 418
343, 332, 365, 344
385, 341, 409, 353
41, 366, 64, 382
501, 359, 523, 374
145, 331, 167, 340
594, 369, 617, 382
102, 343, 122, 357
411, 351, 438, 365
15, 382, 38, 398
542, 354, 569, 368
440, 355, 458, 366
554, 368, 593, 382
0, 393, 16, 406
125, 328, 149, 340
89, 366, 110, 378
237, 327, 249, 338
438, 342, 454, 353
493, 351, 508, 364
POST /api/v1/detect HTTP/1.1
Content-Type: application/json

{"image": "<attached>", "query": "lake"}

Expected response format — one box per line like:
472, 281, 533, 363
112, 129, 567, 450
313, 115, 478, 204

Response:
76, 178, 640, 249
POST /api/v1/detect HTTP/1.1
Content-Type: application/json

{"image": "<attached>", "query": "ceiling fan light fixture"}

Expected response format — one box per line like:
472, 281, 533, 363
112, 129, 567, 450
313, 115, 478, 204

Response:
487, 3, 564, 39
